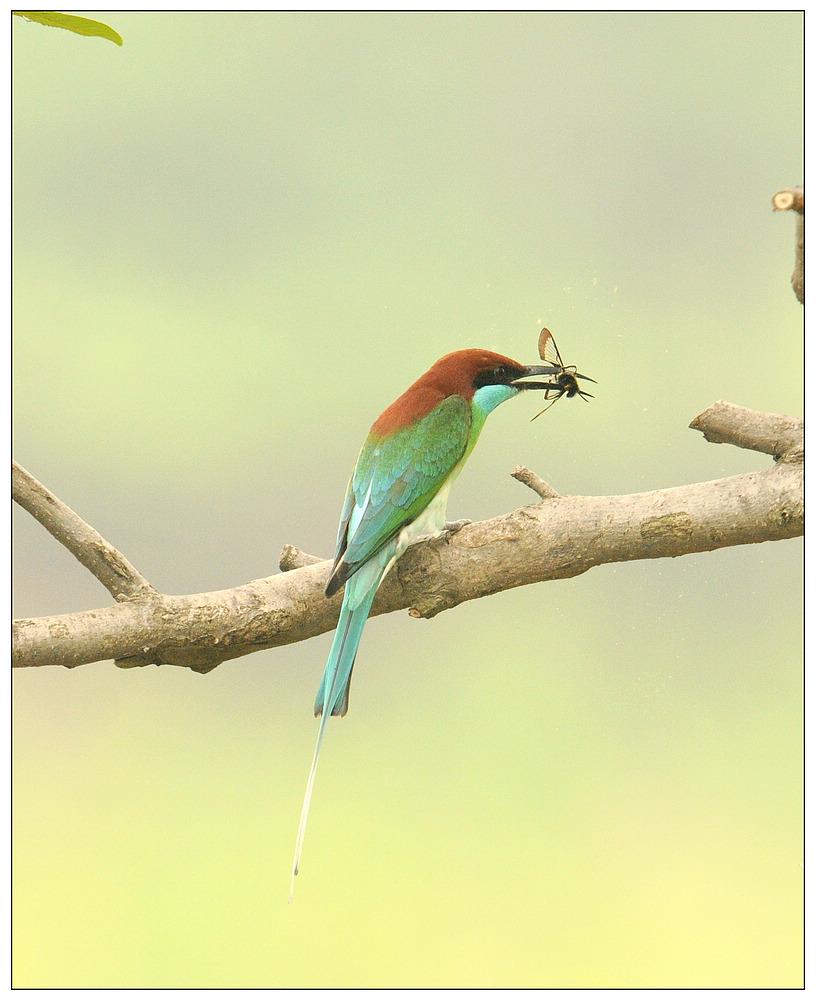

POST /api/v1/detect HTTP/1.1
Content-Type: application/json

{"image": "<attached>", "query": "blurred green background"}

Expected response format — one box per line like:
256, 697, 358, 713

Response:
12, 11, 802, 988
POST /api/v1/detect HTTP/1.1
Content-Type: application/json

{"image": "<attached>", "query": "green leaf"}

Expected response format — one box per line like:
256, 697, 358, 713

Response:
12, 10, 123, 46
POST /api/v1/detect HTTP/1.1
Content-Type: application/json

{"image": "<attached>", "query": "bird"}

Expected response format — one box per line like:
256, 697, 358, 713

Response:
289, 347, 579, 899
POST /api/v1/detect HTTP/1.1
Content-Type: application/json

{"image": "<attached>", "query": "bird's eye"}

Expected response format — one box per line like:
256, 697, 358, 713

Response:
474, 364, 516, 389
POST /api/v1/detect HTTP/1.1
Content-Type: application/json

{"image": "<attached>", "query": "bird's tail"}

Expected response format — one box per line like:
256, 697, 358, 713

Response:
314, 582, 378, 718
289, 587, 377, 901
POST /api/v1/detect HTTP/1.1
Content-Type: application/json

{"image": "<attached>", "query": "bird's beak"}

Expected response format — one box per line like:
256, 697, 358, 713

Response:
511, 365, 597, 390
510, 364, 560, 389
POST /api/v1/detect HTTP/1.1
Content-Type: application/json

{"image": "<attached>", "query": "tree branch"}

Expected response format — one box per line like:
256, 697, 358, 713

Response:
689, 401, 803, 461
11, 402, 803, 672
773, 185, 804, 304
12, 460, 156, 601
509, 466, 560, 499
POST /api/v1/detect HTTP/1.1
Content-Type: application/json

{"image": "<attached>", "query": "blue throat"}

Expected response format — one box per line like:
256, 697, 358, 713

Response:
472, 383, 520, 417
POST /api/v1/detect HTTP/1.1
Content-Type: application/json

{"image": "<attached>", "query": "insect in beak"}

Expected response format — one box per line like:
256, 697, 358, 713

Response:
531, 328, 596, 421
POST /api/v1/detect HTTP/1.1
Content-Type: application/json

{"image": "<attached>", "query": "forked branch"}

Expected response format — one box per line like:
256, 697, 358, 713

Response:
12, 402, 803, 672
12, 461, 156, 601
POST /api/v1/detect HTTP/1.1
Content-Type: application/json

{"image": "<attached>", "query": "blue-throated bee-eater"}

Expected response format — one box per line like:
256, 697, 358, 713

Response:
290, 347, 592, 897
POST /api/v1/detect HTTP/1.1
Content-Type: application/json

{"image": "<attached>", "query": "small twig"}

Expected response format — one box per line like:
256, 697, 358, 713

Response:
510, 465, 560, 499
12, 460, 156, 601
773, 186, 804, 304
772, 188, 804, 214
279, 545, 326, 572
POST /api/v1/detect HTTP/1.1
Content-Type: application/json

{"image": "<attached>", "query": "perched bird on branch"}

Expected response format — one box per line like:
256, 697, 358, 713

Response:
290, 347, 594, 898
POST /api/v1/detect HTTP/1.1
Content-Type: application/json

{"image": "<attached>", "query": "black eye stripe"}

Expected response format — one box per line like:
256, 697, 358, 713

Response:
473, 364, 521, 389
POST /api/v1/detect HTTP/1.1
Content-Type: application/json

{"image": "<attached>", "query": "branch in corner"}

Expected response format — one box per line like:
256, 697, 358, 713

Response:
773, 185, 804, 305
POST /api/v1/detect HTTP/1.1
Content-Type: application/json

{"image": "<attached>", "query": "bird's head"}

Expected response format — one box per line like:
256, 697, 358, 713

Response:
371, 348, 586, 434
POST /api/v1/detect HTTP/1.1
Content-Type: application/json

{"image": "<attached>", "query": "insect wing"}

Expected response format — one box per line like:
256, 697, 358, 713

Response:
537, 327, 566, 370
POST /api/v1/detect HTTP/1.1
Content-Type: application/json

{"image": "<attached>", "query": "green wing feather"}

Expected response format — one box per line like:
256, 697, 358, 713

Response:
329, 395, 471, 588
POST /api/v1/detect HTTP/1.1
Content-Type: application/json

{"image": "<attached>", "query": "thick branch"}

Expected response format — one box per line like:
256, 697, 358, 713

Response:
12, 461, 156, 601
12, 403, 802, 672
